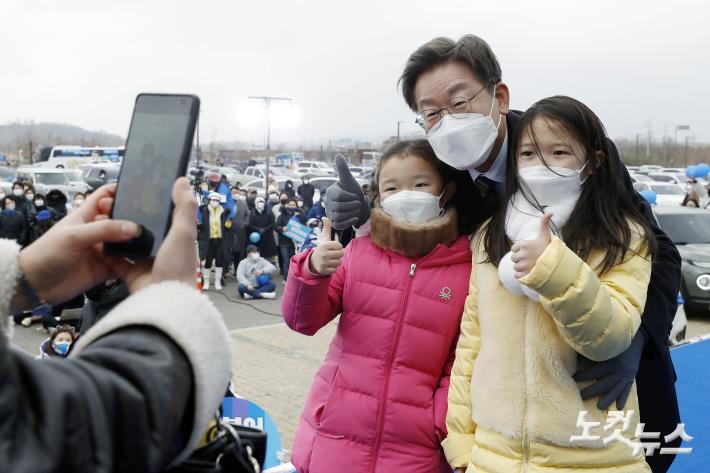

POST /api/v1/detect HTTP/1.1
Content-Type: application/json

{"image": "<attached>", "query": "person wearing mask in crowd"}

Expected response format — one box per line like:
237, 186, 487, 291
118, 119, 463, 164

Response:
9, 181, 31, 218
24, 184, 35, 204
236, 245, 277, 300
205, 172, 236, 219
1, 178, 231, 472
29, 192, 51, 220
0, 196, 27, 244
228, 186, 250, 276
197, 192, 230, 291
306, 195, 326, 221
284, 179, 296, 199
267, 171, 278, 191
275, 198, 305, 283
296, 196, 306, 213
46, 189, 68, 221
246, 189, 258, 212
267, 190, 280, 213
71, 192, 86, 211
272, 192, 288, 219
36, 325, 78, 360
297, 175, 315, 208
282, 139, 480, 473
248, 195, 278, 261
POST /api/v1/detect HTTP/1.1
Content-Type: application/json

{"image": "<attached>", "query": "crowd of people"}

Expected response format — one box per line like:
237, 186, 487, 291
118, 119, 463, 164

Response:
195, 172, 347, 299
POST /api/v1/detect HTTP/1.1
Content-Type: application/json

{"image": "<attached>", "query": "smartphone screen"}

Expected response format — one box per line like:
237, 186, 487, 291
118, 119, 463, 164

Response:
106, 94, 199, 259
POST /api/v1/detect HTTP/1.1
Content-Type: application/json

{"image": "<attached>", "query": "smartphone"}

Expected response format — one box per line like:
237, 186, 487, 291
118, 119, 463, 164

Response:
105, 93, 200, 259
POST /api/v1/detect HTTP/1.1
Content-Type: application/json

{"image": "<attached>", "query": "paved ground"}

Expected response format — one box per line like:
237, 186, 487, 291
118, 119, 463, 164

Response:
9, 270, 710, 454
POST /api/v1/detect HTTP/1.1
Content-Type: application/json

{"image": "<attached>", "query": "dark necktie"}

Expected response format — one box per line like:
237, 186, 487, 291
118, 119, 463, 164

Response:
475, 175, 497, 198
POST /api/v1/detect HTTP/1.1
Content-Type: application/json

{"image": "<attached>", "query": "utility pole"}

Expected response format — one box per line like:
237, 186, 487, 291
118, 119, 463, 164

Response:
397, 120, 407, 141
248, 96, 293, 190
644, 121, 652, 160
684, 136, 689, 166
635, 134, 639, 160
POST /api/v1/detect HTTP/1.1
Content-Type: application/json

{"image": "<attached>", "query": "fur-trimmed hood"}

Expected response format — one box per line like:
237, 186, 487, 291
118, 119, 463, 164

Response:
370, 207, 459, 257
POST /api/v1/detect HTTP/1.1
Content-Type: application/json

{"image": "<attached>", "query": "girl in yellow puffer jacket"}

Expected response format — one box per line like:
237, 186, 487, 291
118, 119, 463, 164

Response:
444, 96, 659, 473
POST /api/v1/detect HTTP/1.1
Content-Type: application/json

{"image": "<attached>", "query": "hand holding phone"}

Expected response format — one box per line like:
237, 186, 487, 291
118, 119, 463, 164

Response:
105, 93, 200, 259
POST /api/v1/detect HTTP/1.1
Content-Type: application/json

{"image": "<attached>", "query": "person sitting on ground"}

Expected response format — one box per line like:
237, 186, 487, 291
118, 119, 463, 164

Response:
236, 245, 277, 300
36, 324, 78, 359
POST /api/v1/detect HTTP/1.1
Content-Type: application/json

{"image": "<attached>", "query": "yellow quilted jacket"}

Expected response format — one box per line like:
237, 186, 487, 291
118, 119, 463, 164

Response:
443, 230, 653, 473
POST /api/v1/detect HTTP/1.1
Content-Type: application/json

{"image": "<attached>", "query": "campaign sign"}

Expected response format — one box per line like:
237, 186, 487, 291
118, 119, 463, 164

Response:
222, 397, 283, 469
284, 218, 310, 246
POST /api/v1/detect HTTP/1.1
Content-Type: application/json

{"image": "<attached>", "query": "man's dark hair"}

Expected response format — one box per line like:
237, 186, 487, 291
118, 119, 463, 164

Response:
399, 35, 502, 112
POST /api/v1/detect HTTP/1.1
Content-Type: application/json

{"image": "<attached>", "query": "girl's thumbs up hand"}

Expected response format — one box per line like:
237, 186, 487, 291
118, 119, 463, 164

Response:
308, 217, 344, 276
510, 213, 553, 279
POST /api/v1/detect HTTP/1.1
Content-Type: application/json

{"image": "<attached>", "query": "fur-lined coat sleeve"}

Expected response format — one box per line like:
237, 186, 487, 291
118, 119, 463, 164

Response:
0, 238, 232, 473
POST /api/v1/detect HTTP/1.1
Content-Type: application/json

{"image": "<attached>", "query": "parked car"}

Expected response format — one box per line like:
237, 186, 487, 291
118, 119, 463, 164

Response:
295, 161, 336, 177
633, 182, 686, 205
14, 166, 90, 200
83, 164, 120, 190
309, 176, 368, 203
653, 206, 710, 318
626, 165, 640, 172
660, 168, 685, 174
0, 167, 15, 195
648, 172, 688, 185
637, 165, 663, 175
629, 173, 655, 184
244, 176, 291, 196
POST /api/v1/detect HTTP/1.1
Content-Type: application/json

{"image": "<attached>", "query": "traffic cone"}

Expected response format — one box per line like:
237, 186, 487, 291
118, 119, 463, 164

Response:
196, 261, 204, 293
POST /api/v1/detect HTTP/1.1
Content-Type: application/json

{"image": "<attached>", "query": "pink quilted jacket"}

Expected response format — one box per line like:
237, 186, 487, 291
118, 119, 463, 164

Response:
281, 235, 472, 473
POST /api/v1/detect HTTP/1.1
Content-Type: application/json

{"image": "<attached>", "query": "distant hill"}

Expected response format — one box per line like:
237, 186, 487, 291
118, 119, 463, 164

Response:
0, 121, 124, 154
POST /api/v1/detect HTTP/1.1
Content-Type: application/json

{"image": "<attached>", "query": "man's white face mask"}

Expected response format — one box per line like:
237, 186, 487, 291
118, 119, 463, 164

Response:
426, 85, 502, 171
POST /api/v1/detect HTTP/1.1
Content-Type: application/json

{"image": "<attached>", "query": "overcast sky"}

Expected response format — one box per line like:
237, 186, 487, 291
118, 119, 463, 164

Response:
2, 0, 709, 147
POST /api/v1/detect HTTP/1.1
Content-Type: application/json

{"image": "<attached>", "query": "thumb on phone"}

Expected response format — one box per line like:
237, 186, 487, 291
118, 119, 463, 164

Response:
537, 213, 553, 242
334, 155, 362, 195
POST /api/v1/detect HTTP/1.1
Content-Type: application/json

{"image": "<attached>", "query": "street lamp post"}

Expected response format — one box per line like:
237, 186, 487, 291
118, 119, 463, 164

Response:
248, 96, 293, 191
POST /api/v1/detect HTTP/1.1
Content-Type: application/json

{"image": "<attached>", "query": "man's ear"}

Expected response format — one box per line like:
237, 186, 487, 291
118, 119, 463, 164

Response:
495, 82, 510, 116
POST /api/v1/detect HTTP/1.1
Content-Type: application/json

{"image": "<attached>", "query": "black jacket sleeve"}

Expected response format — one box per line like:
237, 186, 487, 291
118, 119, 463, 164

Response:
612, 140, 682, 355
1, 327, 194, 473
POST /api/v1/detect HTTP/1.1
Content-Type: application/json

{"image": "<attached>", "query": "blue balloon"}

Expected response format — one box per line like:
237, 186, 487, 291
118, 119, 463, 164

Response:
257, 274, 271, 286
640, 189, 657, 205
249, 232, 261, 243
685, 165, 697, 178
695, 163, 709, 178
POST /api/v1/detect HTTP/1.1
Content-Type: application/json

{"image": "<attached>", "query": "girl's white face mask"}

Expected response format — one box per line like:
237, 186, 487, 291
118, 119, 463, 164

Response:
381, 189, 445, 224
517, 164, 586, 208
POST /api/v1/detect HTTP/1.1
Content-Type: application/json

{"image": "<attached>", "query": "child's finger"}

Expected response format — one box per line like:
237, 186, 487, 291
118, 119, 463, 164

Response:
537, 213, 554, 241
320, 217, 333, 243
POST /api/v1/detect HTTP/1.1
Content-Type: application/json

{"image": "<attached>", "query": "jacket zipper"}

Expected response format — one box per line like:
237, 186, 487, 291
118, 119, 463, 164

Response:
369, 262, 417, 473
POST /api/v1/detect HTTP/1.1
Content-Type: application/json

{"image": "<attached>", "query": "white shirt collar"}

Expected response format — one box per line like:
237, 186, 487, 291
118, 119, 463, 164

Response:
468, 130, 508, 186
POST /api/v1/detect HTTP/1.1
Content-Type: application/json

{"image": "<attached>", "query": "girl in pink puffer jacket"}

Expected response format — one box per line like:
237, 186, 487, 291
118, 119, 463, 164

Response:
281, 139, 482, 473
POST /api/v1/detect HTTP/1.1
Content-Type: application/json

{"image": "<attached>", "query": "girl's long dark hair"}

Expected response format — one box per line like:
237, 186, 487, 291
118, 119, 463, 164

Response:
370, 139, 485, 235
483, 96, 656, 274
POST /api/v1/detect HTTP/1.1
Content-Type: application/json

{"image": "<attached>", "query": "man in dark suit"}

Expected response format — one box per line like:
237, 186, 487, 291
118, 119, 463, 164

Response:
325, 35, 681, 473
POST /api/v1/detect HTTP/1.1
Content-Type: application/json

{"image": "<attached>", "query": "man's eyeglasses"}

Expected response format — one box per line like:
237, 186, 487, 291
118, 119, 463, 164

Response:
415, 84, 491, 131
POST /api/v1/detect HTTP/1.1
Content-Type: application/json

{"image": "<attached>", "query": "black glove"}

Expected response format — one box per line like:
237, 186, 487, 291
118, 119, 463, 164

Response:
324, 155, 371, 230
573, 329, 646, 410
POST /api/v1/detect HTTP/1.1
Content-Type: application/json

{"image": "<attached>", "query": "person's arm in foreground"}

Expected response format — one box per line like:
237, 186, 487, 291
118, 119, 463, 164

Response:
0, 178, 231, 473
